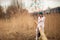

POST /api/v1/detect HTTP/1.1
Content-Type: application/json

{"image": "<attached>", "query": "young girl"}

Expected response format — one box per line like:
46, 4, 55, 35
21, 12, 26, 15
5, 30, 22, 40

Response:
36, 12, 46, 40
37, 12, 45, 32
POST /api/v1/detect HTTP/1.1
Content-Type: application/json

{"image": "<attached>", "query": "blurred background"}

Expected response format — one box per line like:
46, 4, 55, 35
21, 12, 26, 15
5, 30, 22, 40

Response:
0, 0, 60, 40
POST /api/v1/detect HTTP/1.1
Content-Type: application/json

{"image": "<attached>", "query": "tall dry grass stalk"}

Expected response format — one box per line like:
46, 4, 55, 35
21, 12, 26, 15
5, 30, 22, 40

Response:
39, 29, 48, 40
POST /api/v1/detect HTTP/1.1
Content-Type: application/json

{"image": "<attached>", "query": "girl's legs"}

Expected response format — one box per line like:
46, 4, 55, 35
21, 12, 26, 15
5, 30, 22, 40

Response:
36, 28, 39, 40
42, 24, 44, 32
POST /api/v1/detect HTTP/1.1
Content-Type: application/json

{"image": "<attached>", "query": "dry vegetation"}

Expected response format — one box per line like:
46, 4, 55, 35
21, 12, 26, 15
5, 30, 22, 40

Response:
45, 13, 60, 40
0, 6, 60, 40
0, 6, 37, 40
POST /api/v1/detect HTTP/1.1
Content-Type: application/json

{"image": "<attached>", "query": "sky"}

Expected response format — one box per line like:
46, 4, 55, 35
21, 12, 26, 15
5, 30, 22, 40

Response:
0, 0, 11, 7
40, 0, 60, 10
22, 0, 60, 12
0, 0, 60, 12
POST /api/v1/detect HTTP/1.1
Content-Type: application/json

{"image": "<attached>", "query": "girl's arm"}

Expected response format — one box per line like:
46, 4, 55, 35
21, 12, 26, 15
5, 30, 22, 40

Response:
34, 20, 38, 25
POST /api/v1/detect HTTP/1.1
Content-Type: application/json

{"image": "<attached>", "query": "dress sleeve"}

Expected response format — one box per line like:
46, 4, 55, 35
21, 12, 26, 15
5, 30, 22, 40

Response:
42, 16, 45, 22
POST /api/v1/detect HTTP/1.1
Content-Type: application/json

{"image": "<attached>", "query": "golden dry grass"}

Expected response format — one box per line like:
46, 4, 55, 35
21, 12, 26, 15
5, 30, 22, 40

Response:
45, 13, 60, 40
0, 6, 60, 40
0, 8, 37, 40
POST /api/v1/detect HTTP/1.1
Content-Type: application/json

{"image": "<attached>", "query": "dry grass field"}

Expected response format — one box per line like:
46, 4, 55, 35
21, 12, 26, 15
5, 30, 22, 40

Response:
0, 6, 60, 40
45, 13, 60, 40
0, 7, 36, 40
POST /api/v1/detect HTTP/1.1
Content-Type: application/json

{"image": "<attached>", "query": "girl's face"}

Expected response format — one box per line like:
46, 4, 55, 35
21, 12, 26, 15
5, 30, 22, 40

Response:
39, 14, 43, 17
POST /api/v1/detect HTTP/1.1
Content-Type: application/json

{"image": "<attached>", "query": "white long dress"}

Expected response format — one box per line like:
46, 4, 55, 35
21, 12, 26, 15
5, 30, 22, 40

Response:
37, 16, 45, 32
36, 16, 45, 40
